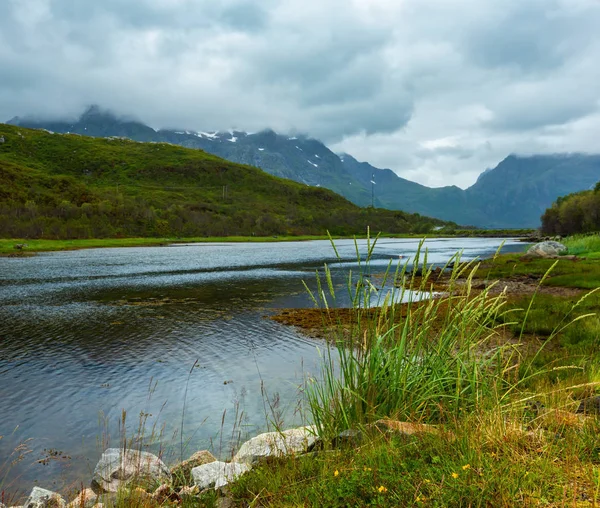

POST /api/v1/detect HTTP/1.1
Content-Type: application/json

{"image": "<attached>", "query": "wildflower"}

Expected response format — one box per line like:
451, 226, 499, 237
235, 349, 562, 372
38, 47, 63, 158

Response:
334, 470, 339, 477
451, 472, 459, 479
378, 486, 388, 493
363, 466, 372, 472
462, 464, 471, 471
424, 479, 431, 483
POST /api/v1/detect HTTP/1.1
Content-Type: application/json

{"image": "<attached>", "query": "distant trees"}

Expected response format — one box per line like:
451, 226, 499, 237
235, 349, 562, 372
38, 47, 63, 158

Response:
0, 192, 431, 239
541, 183, 600, 235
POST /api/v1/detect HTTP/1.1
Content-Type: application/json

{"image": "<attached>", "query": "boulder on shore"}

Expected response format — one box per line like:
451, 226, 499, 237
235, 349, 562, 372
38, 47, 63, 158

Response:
526, 241, 567, 258
24, 487, 66, 508
191, 461, 250, 490
91, 448, 171, 494
233, 426, 318, 465
171, 450, 216, 485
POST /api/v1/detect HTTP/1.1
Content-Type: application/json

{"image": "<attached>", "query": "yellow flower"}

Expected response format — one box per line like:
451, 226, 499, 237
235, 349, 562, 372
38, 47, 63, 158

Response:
462, 464, 471, 471
334, 470, 339, 477
451, 472, 459, 479
424, 479, 431, 483
363, 466, 372, 472
378, 486, 388, 493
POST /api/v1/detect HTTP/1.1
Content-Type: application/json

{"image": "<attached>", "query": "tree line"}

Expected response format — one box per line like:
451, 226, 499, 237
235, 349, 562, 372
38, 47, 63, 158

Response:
541, 183, 600, 235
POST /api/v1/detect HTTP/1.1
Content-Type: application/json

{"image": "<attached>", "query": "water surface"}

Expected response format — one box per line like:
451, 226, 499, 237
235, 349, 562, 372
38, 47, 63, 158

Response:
0, 237, 526, 495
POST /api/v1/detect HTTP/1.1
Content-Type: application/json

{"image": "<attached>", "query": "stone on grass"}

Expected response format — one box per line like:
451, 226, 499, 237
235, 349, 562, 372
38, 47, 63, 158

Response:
576, 396, 600, 415
233, 426, 318, 465
66, 489, 97, 508
171, 450, 216, 485
24, 487, 66, 508
191, 461, 250, 490
91, 448, 171, 494
526, 241, 567, 258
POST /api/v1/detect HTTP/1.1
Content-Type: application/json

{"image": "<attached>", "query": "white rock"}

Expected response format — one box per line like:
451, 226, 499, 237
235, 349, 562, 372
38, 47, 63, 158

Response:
24, 487, 66, 508
191, 461, 250, 490
91, 448, 171, 493
233, 426, 318, 465
527, 241, 567, 258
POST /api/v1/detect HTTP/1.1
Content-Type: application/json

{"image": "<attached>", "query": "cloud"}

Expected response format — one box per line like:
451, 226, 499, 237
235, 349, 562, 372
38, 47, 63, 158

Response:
1, 0, 600, 187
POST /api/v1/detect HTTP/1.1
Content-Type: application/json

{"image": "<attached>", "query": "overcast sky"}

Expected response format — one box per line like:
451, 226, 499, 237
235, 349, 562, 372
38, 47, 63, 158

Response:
2, 0, 599, 188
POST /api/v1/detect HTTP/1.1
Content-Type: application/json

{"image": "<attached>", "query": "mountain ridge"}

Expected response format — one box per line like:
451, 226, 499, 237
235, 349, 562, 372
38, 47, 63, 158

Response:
9, 106, 600, 228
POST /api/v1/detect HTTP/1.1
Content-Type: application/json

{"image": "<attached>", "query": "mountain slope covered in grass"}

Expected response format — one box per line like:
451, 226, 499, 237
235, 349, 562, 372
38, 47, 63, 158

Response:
0, 123, 447, 239
11, 106, 600, 228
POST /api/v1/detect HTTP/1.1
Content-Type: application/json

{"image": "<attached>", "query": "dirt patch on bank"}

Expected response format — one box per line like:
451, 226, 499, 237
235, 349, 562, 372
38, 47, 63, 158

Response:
462, 277, 584, 298
270, 275, 584, 340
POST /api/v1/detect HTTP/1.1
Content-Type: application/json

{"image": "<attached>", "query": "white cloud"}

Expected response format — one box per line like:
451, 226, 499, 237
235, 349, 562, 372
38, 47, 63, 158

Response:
1, 0, 600, 188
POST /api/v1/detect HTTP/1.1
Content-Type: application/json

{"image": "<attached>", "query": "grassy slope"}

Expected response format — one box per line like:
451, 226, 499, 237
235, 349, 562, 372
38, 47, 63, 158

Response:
0, 123, 445, 239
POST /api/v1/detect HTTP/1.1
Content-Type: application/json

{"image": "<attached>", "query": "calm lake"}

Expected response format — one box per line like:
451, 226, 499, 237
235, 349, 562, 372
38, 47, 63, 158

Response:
0, 237, 526, 495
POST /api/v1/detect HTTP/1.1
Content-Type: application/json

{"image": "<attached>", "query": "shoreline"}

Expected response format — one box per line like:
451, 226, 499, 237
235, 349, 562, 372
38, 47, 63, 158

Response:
0, 231, 533, 256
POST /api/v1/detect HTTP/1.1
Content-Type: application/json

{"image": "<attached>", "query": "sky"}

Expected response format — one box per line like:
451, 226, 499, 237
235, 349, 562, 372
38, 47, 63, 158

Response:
1, 0, 599, 188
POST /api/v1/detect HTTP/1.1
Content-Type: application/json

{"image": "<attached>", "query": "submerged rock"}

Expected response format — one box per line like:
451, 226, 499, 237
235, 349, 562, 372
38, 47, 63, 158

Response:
233, 426, 318, 465
24, 487, 66, 508
91, 448, 171, 494
526, 241, 567, 258
191, 461, 250, 490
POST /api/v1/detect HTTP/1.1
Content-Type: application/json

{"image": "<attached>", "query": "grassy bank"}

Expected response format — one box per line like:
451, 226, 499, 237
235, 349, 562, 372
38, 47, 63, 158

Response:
208, 236, 600, 506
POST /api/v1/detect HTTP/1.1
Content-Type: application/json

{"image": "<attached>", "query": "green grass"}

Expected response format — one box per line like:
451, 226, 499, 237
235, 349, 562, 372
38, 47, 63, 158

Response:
474, 253, 600, 289
564, 234, 600, 259
226, 415, 600, 507
0, 123, 450, 240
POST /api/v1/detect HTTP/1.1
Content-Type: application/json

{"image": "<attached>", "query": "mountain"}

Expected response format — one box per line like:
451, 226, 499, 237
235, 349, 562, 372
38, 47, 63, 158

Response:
0, 123, 447, 239
465, 154, 600, 228
9, 106, 600, 228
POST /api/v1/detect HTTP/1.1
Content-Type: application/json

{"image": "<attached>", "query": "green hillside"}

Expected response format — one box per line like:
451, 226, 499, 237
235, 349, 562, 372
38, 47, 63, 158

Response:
11, 108, 600, 228
0, 124, 446, 239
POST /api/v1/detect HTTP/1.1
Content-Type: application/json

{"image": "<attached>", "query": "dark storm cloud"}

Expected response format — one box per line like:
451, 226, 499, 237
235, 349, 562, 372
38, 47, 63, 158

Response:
1, 0, 600, 187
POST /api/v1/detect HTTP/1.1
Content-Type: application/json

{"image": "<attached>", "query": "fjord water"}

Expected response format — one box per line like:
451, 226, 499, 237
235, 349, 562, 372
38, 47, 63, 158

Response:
0, 238, 525, 493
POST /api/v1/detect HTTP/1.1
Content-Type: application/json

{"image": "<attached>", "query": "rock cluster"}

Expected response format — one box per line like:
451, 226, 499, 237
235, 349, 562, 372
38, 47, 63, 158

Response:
10, 420, 454, 505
